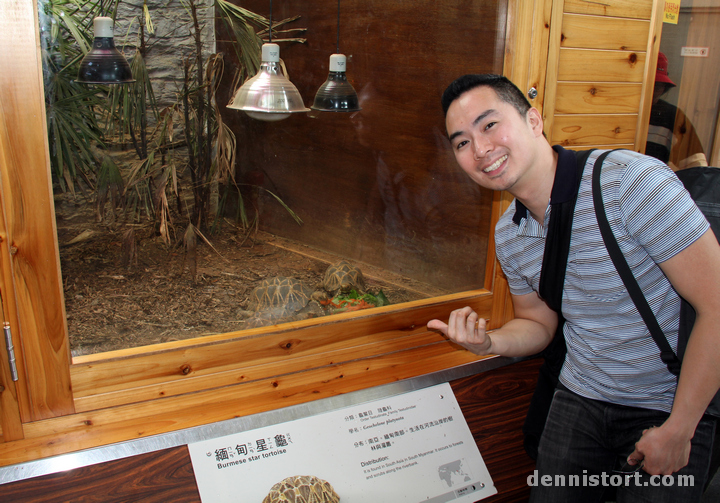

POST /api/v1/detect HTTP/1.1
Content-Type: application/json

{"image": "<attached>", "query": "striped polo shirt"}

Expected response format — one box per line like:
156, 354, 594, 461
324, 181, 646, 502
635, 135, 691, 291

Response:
495, 147, 709, 413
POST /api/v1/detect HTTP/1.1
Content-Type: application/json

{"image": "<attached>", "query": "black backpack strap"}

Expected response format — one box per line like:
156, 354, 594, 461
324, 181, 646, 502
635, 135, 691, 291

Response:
538, 148, 594, 311
591, 150, 682, 376
522, 148, 593, 460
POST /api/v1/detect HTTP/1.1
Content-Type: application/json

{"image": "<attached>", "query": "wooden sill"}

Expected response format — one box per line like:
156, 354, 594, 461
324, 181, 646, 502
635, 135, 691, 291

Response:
0, 290, 498, 467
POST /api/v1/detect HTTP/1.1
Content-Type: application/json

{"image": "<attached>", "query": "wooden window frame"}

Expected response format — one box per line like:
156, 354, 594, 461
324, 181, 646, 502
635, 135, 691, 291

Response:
0, 0, 526, 466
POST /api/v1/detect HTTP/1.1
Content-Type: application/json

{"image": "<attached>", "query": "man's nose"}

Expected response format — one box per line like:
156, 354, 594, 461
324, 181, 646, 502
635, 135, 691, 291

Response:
473, 138, 490, 160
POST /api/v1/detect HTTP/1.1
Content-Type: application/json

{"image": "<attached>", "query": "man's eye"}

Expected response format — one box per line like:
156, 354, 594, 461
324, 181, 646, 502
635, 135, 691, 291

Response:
455, 140, 468, 150
484, 121, 496, 131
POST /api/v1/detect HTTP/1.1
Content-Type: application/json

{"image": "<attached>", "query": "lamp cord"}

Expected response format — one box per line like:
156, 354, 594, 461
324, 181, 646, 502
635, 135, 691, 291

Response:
269, 0, 273, 42
336, 0, 340, 54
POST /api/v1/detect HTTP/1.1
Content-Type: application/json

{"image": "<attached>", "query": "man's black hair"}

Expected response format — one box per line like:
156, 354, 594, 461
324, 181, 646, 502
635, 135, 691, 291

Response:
441, 74, 532, 117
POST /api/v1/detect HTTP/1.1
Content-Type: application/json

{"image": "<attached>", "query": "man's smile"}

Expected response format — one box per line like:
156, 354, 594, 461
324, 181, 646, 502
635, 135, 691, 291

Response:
483, 154, 508, 173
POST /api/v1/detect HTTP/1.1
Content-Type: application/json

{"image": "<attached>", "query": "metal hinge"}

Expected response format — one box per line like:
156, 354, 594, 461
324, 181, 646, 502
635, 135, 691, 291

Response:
3, 322, 18, 381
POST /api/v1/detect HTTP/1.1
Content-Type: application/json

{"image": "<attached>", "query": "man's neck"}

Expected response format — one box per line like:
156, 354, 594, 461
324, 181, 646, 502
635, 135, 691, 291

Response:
512, 143, 557, 223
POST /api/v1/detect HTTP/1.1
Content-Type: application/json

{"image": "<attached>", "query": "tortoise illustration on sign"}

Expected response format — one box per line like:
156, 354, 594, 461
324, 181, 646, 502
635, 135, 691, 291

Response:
262, 475, 340, 503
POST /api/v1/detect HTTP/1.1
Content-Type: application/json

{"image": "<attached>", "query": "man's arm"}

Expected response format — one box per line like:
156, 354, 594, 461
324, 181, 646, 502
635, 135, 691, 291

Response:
426, 290, 558, 357
629, 229, 720, 475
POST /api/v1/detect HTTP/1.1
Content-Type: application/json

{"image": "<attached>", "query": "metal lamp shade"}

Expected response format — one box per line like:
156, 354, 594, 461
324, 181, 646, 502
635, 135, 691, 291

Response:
311, 54, 360, 112
228, 44, 309, 121
77, 17, 134, 84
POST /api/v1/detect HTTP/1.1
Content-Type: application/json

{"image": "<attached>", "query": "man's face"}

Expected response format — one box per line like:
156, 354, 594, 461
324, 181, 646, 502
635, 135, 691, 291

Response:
445, 86, 542, 193
652, 82, 669, 104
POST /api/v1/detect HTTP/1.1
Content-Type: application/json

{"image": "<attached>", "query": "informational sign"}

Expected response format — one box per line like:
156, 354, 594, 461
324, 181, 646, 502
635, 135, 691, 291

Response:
188, 382, 497, 502
681, 47, 710, 58
664, 0, 681, 24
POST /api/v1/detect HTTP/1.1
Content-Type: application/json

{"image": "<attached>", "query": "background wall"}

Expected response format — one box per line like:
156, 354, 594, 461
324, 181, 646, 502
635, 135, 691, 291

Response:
217, 0, 507, 292
658, 1, 720, 166
114, 0, 216, 108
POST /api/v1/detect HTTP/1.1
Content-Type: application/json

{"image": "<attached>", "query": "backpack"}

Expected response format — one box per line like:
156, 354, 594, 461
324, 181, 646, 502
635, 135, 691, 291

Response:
676, 166, 720, 242
668, 166, 720, 417
593, 157, 720, 419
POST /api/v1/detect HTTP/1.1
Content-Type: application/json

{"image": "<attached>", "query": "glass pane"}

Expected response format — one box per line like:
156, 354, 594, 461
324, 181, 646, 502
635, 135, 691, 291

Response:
647, 0, 720, 169
42, 0, 506, 356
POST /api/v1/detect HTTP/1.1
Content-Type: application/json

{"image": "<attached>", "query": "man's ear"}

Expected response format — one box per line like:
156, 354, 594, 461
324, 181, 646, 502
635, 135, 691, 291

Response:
527, 107, 544, 137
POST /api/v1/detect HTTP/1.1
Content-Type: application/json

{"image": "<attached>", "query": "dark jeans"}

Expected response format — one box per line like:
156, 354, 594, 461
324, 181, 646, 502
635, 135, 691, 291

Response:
529, 387, 716, 503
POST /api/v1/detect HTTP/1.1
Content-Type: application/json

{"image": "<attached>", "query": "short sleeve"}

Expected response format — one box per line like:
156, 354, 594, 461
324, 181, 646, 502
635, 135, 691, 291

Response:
617, 157, 709, 263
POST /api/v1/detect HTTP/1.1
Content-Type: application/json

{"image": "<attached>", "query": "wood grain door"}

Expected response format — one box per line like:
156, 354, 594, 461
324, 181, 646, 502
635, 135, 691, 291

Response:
0, 0, 75, 439
541, 0, 664, 151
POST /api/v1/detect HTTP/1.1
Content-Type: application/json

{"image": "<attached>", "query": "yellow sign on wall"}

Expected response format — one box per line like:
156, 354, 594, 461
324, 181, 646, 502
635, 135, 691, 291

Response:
664, 0, 681, 24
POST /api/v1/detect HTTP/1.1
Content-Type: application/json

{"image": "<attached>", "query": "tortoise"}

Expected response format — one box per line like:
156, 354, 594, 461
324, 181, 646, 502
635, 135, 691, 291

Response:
240, 276, 322, 328
313, 260, 366, 302
262, 475, 340, 503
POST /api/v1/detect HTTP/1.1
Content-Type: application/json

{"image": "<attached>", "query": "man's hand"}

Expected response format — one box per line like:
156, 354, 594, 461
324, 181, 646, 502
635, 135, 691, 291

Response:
427, 306, 493, 355
427, 292, 558, 358
627, 423, 692, 476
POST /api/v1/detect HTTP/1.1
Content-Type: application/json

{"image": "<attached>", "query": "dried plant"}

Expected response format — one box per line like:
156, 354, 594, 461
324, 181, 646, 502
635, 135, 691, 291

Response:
46, 0, 307, 276
40, 0, 114, 194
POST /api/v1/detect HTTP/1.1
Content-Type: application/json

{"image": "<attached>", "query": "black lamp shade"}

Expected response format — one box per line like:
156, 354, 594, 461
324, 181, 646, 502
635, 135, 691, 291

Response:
311, 54, 360, 112
77, 17, 134, 84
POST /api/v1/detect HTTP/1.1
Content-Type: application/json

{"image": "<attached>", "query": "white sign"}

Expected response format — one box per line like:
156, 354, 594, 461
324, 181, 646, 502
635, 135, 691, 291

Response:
681, 47, 709, 57
189, 382, 497, 502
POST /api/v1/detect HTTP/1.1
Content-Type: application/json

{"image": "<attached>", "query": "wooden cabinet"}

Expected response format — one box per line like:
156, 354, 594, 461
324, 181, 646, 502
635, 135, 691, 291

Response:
0, 0, 663, 469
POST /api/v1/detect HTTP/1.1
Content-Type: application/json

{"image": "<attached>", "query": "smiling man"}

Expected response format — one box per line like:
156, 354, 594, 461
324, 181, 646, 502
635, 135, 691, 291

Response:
427, 74, 720, 502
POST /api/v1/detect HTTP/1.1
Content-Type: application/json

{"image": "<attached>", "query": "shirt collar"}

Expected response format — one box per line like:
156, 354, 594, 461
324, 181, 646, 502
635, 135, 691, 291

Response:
512, 145, 579, 225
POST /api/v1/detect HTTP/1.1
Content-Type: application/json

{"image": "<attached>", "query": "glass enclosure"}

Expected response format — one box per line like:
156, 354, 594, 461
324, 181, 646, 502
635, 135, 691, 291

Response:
647, 0, 720, 168
42, 0, 507, 355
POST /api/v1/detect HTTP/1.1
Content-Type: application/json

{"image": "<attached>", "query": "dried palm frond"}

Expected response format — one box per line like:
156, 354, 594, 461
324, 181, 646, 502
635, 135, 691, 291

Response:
157, 189, 172, 245
143, 0, 155, 35
121, 227, 137, 269
215, 0, 265, 80
95, 154, 125, 222
183, 223, 198, 280
260, 187, 303, 225
105, 49, 159, 159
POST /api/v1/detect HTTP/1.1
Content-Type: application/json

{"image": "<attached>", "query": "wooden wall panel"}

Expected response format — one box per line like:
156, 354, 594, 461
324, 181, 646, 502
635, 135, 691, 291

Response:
69, 293, 494, 412
1, 446, 201, 503
219, 0, 506, 293
556, 49, 647, 83
0, 358, 542, 503
560, 13, 649, 51
554, 83, 643, 114
0, 294, 500, 467
564, 0, 653, 19
551, 114, 638, 146
544, 0, 662, 151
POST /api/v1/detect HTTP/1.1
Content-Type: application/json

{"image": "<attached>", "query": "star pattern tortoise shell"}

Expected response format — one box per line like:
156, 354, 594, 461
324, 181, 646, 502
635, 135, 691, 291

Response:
243, 276, 315, 328
319, 260, 366, 298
